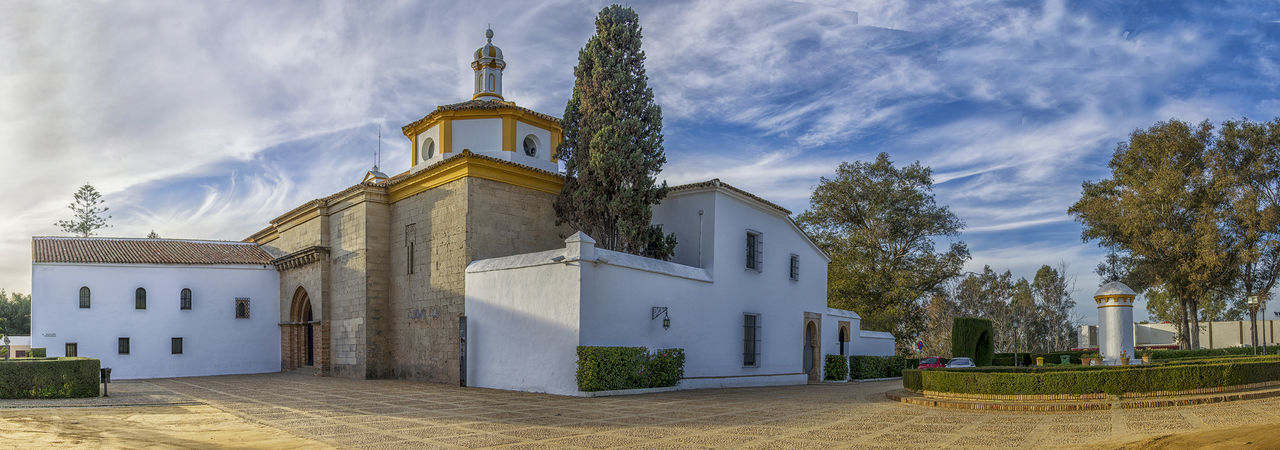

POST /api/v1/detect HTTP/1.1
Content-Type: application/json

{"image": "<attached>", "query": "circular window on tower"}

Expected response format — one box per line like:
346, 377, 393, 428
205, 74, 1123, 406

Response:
422, 138, 435, 162
523, 135, 539, 157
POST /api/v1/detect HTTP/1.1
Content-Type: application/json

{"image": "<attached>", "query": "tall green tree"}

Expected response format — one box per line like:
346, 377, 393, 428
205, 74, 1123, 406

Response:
554, 5, 676, 259
1032, 264, 1078, 352
797, 153, 970, 352
1212, 118, 1280, 348
1070, 119, 1233, 349
55, 184, 111, 237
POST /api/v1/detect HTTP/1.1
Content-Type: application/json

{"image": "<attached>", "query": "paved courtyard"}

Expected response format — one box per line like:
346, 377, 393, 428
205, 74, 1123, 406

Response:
118, 372, 1280, 448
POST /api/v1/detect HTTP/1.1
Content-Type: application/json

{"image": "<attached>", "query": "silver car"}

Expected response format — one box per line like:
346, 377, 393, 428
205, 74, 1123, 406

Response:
945, 357, 975, 368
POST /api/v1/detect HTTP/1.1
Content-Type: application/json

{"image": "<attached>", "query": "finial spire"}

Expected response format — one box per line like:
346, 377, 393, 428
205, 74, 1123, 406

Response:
485, 27, 493, 43
472, 26, 506, 101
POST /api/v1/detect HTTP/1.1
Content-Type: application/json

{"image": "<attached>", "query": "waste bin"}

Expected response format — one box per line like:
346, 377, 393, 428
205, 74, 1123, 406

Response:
1060, 355, 1071, 365
1036, 357, 1044, 366
100, 368, 112, 397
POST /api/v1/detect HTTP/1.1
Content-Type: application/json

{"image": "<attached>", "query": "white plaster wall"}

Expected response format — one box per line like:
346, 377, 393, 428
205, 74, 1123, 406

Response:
451, 118, 502, 154
465, 250, 583, 395
853, 330, 895, 356
652, 190, 716, 270
512, 121, 555, 169
31, 263, 280, 379
414, 123, 442, 169
1098, 305, 1134, 360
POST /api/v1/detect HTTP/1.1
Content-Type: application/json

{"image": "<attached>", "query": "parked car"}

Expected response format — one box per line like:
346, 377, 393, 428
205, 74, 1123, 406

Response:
917, 357, 946, 370
945, 357, 975, 368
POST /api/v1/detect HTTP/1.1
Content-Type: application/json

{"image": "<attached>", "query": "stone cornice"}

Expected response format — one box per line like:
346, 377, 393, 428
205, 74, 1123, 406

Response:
272, 246, 329, 271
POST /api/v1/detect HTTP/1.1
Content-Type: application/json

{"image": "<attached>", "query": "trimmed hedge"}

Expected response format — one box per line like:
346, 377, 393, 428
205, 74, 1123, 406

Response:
912, 356, 1280, 396
952, 318, 994, 366
0, 357, 99, 398
850, 355, 908, 379
576, 346, 685, 392
29, 348, 46, 358
824, 355, 849, 381
1150, 346, 1280, 361
903, 369, 923, 391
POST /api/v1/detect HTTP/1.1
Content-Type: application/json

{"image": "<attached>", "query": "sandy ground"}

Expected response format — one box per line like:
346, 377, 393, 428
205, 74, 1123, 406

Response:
1113, 423, 1280, 449
0, 405, 327, 449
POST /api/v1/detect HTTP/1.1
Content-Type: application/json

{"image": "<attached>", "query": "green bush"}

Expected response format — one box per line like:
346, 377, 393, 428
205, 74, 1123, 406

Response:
902, 369, 923, 391
952, 317, 995, 366
849, 355, 904, 379
29, 348, 46, 358
916, 356, 1280, 396
575, 346, 685, 392
0, 357, 99, 398
824, 355, 849, 381
1150, 346, 1280, 361
643, 348, 685, 388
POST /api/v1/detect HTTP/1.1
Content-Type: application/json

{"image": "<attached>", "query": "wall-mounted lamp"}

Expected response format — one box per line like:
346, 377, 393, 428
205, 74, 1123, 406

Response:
551, 256, 565, 262
652, 306, 670, 330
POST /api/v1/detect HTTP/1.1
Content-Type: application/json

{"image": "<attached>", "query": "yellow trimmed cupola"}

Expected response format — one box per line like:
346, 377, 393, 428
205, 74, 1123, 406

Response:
402, 28, 561, 174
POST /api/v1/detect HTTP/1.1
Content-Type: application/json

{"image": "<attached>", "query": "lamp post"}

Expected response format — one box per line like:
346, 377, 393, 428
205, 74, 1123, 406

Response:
1248, 295, 1261, 355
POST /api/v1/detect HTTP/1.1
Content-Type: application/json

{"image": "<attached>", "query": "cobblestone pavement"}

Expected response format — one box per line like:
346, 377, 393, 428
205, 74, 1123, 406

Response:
142, 373, 1280, 449
0, 380, 194, 409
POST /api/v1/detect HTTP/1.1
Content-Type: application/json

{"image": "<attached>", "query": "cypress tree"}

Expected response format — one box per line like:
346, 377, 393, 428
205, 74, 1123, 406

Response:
554, 5, 676, 259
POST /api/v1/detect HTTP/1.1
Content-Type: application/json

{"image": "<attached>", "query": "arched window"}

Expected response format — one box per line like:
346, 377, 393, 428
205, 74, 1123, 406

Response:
180, 288, 192, 310
135, 288, 147, 310
475, 73, 481, 92
78, 286, 90, 309
839, 328, 848, 356
235, 298, 250, 319
487, 73, 495, 91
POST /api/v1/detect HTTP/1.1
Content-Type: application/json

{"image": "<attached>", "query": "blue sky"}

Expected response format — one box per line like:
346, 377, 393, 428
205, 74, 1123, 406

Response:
2, 1, 1279, 325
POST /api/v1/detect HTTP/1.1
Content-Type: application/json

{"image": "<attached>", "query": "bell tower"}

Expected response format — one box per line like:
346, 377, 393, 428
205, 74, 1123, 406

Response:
472, 28, 505, 101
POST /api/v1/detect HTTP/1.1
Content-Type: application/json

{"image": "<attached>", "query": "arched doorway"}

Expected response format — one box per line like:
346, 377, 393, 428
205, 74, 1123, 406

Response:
804, 321, 819, 381
286, 287, 316, 370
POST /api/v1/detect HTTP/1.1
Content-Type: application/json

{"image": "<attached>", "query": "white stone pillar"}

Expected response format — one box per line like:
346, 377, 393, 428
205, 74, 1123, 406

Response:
1095, 282, 1137, 362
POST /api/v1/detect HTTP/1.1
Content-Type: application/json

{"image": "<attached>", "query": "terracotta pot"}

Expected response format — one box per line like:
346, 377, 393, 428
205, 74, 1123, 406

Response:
1142, 355, 1151, 364
1080, 357, 1090, 366
1120, 357, 1130, 366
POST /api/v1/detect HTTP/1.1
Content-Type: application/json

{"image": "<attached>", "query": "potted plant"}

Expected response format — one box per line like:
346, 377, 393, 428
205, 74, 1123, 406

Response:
1088, 352, 1102, 366
1119, 350, 1130, 366
1141, 351, 1152, 364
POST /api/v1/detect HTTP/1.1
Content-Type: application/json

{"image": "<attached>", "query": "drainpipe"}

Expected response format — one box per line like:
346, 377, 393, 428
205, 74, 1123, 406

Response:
697, 209, 704, 268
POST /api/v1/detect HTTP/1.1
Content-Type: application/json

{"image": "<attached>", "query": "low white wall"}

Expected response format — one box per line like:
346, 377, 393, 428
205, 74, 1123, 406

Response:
465, 250, 583, 396
31, 263, 280, 379
853, 330, 895, 356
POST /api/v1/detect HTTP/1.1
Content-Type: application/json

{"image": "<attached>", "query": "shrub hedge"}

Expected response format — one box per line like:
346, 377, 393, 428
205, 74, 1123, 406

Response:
952, 318, 994, 366
1150, 346, 1280, 360
0, 357, 99, 398
29, 348, 46, 358
911, 356, 1280, 396
849, 355, 909, 379
902, 369, 923, 391
824, 355, 849, 381
576, 346, 685, 392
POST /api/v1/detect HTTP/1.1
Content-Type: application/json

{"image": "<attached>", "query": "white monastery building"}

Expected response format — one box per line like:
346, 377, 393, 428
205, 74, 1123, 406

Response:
31, 238, 280, 379
28, 28, 892, 393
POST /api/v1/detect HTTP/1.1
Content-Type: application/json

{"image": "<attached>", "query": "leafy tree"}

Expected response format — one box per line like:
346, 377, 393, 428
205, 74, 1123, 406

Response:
1070, 119, 1233, 349
147, 230, 160, 239
0, 290, 31, 336
554, 5, 676, 259
55, 184, 111, 237
797, 153, 970, 352
1032, 264, 1079, 351
1212, 117, 1280, 348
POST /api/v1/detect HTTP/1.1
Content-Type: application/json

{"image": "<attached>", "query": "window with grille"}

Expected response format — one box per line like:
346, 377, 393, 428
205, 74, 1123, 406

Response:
406, 224, 417, 275
180, 288, 192, 310
135, 288, 147, 310
746, 231, 763, 271
743, 313, 761, 367
172, 337, 183, 355
789, 254, 799, 281
118, 337, 130, 355
65, 343, 77, 357
235, 298, 250, 319
79, 286, 90, 308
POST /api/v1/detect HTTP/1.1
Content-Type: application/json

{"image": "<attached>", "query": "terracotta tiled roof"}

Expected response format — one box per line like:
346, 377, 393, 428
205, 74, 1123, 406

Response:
669, 179, 792, 215
401, 100, 561, 134
33, 237, 273, 265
